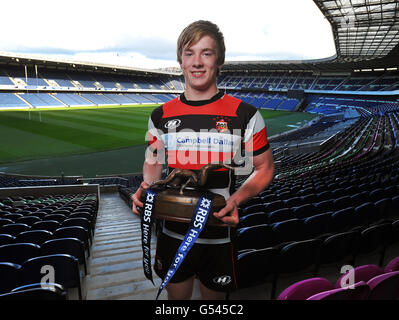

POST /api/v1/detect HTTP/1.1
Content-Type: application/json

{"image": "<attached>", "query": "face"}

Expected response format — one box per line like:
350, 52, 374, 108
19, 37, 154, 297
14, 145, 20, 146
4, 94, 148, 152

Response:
180, 35, 221, 99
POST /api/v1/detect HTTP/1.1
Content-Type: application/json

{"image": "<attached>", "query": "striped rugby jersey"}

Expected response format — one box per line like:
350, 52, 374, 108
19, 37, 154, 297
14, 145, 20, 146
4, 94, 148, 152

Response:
147, 91, 269, 241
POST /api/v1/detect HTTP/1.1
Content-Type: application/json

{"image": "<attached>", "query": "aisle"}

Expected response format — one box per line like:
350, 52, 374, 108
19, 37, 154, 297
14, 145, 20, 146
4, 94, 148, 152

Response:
85, 192, 166, 300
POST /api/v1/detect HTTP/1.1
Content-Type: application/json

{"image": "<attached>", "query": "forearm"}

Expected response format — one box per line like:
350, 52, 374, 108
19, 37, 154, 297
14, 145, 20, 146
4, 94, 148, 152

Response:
213, 149, 274, 225
143, 160, 163, 185
229, 165, 274, 206
235, 149, 274, 204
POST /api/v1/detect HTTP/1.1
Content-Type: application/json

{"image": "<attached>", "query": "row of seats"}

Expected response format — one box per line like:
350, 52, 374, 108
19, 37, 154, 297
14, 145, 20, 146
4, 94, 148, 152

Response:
277, 255, 399, 300
236, 219, 399, 299
237, 210, 399, 254
0, 252, 83, 299
241, 183, 398, 218
240, 194, 398, 230
0, 193, 98, 299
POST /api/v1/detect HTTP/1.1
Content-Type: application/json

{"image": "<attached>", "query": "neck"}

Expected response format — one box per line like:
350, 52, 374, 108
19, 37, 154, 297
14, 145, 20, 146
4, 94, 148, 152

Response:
184, 85, 219, 101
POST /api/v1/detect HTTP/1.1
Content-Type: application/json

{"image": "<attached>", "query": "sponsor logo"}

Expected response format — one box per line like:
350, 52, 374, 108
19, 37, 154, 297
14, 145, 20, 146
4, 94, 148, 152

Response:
213, 275, 232, 286
165, 119, 181, 130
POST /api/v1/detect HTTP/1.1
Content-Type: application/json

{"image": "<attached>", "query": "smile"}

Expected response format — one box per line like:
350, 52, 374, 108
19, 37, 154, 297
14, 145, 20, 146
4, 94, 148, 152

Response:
191, 71, 205, 77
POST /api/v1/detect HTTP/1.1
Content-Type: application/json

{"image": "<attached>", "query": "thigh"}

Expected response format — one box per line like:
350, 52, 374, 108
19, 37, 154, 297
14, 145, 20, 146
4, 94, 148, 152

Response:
154, 232, 197, 283
197, 242, 237, 293
166, 275, 195, 300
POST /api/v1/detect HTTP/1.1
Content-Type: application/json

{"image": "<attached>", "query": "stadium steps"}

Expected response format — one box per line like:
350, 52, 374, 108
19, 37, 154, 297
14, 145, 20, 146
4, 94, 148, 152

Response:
84, 192, 168, 300
14, 93, 33, 108
50, 93, 68, 106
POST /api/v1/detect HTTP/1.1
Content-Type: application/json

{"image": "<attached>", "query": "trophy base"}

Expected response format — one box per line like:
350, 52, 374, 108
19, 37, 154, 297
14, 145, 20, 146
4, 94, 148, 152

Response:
140, 188, 226, 226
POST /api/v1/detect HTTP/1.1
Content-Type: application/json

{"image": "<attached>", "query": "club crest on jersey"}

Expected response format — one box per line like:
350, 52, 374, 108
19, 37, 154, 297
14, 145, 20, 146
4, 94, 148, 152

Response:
216, 120, 228, 132
213, 116, 231, 133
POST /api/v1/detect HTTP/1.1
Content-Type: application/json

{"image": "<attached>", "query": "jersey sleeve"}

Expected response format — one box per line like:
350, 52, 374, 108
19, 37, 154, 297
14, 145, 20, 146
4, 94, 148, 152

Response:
147, 106, 164, 154
243, 110, 269, 156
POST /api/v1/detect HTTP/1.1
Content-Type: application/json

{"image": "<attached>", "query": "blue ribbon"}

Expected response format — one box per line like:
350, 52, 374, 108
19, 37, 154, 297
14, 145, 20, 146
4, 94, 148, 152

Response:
141, 189, 158, 285
155, 192, 214, 300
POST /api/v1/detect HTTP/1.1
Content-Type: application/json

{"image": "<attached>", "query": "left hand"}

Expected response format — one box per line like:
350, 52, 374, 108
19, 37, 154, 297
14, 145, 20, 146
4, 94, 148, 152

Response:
213, 198, 239, 226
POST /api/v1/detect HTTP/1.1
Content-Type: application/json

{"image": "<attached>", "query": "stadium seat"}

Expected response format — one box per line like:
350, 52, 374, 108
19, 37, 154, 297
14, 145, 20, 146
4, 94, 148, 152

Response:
271, 219, 303, 245
354, 202, 374, 226
301, 193, 317, 205
31, 220, 61, 232
356, 223, 394, 266
241, 203, 265, 216
319, 231, 360, 267
389, 195, 399, 217
369, 188, 384, 202
335, 264, 384, 289
374, 198, 392, 220
329, 207, 357, 233
367, 271, 399, 300
272, 239, 322, 299
20, 254, 82, 300
41, 238, 88, 275
53, 226, 91, 256
277, 277, 334, 300
283, 196, 302, 208
0, 223, 31, 236
384, 255, 399, 273
0, 262, 21, 294
316, 190, 332, 201
236, 247, 278, 289
0, 234, 15, 246
350, 191, 370, 207
307, 281, 370, 300
43, 214, 67, 223
331, 188, 346, 198
292, 204, 319, 219
264, 200, 284, 213
236, 224, 273, 252
61, 217, 93, 239
333, 195, 352, 211
2, 213, 23, 222
0, 243, 41, 265
267, 208, 292, 224
314, 199, 334, 213
302, 212, 331, 239
15, 230, 53, 246
238, 212, 269, 228
0, 282, 67, 300
16, 216, 42, 226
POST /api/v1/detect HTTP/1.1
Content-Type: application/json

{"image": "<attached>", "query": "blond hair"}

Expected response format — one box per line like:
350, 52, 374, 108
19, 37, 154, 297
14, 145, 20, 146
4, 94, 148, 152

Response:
177, 20, 225, 72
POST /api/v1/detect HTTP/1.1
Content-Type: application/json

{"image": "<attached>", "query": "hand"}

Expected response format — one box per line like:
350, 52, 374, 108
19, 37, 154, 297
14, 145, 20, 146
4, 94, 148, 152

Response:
131, 181, 151, 215
213, 198, 239, 226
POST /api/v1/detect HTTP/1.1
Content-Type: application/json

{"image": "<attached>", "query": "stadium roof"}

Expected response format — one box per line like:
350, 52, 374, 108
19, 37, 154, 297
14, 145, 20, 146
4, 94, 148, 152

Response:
0, 51, 178, 77
223, 0, 399, 72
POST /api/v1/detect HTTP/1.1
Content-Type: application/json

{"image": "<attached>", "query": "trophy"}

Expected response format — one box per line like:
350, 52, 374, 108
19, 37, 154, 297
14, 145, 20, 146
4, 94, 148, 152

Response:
139, 162, 235, 226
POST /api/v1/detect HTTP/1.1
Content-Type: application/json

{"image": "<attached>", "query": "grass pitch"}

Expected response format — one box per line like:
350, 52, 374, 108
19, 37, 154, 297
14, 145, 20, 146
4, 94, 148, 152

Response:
0, 105, 155, 163
0, 105, 317, 176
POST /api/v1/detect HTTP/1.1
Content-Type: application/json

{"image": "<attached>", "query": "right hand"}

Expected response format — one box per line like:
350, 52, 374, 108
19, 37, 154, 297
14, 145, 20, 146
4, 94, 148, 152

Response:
131, 181, 151, 215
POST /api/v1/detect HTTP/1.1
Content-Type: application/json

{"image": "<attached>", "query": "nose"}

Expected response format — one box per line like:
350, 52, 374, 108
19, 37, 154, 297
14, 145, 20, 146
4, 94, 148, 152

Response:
192, 53, 203, 68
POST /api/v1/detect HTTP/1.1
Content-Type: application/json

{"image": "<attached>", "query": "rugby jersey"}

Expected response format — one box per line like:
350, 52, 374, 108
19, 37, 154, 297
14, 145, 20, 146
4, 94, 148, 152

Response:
147, 91, 269, 242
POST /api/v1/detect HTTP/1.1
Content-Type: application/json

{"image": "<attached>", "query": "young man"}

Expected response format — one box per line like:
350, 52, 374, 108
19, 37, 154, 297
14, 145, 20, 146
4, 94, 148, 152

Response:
132, 20, 274, 300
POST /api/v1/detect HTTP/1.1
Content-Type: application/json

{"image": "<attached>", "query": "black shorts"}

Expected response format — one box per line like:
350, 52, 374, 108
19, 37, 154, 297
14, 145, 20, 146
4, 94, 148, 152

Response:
154, 232, 237, 293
